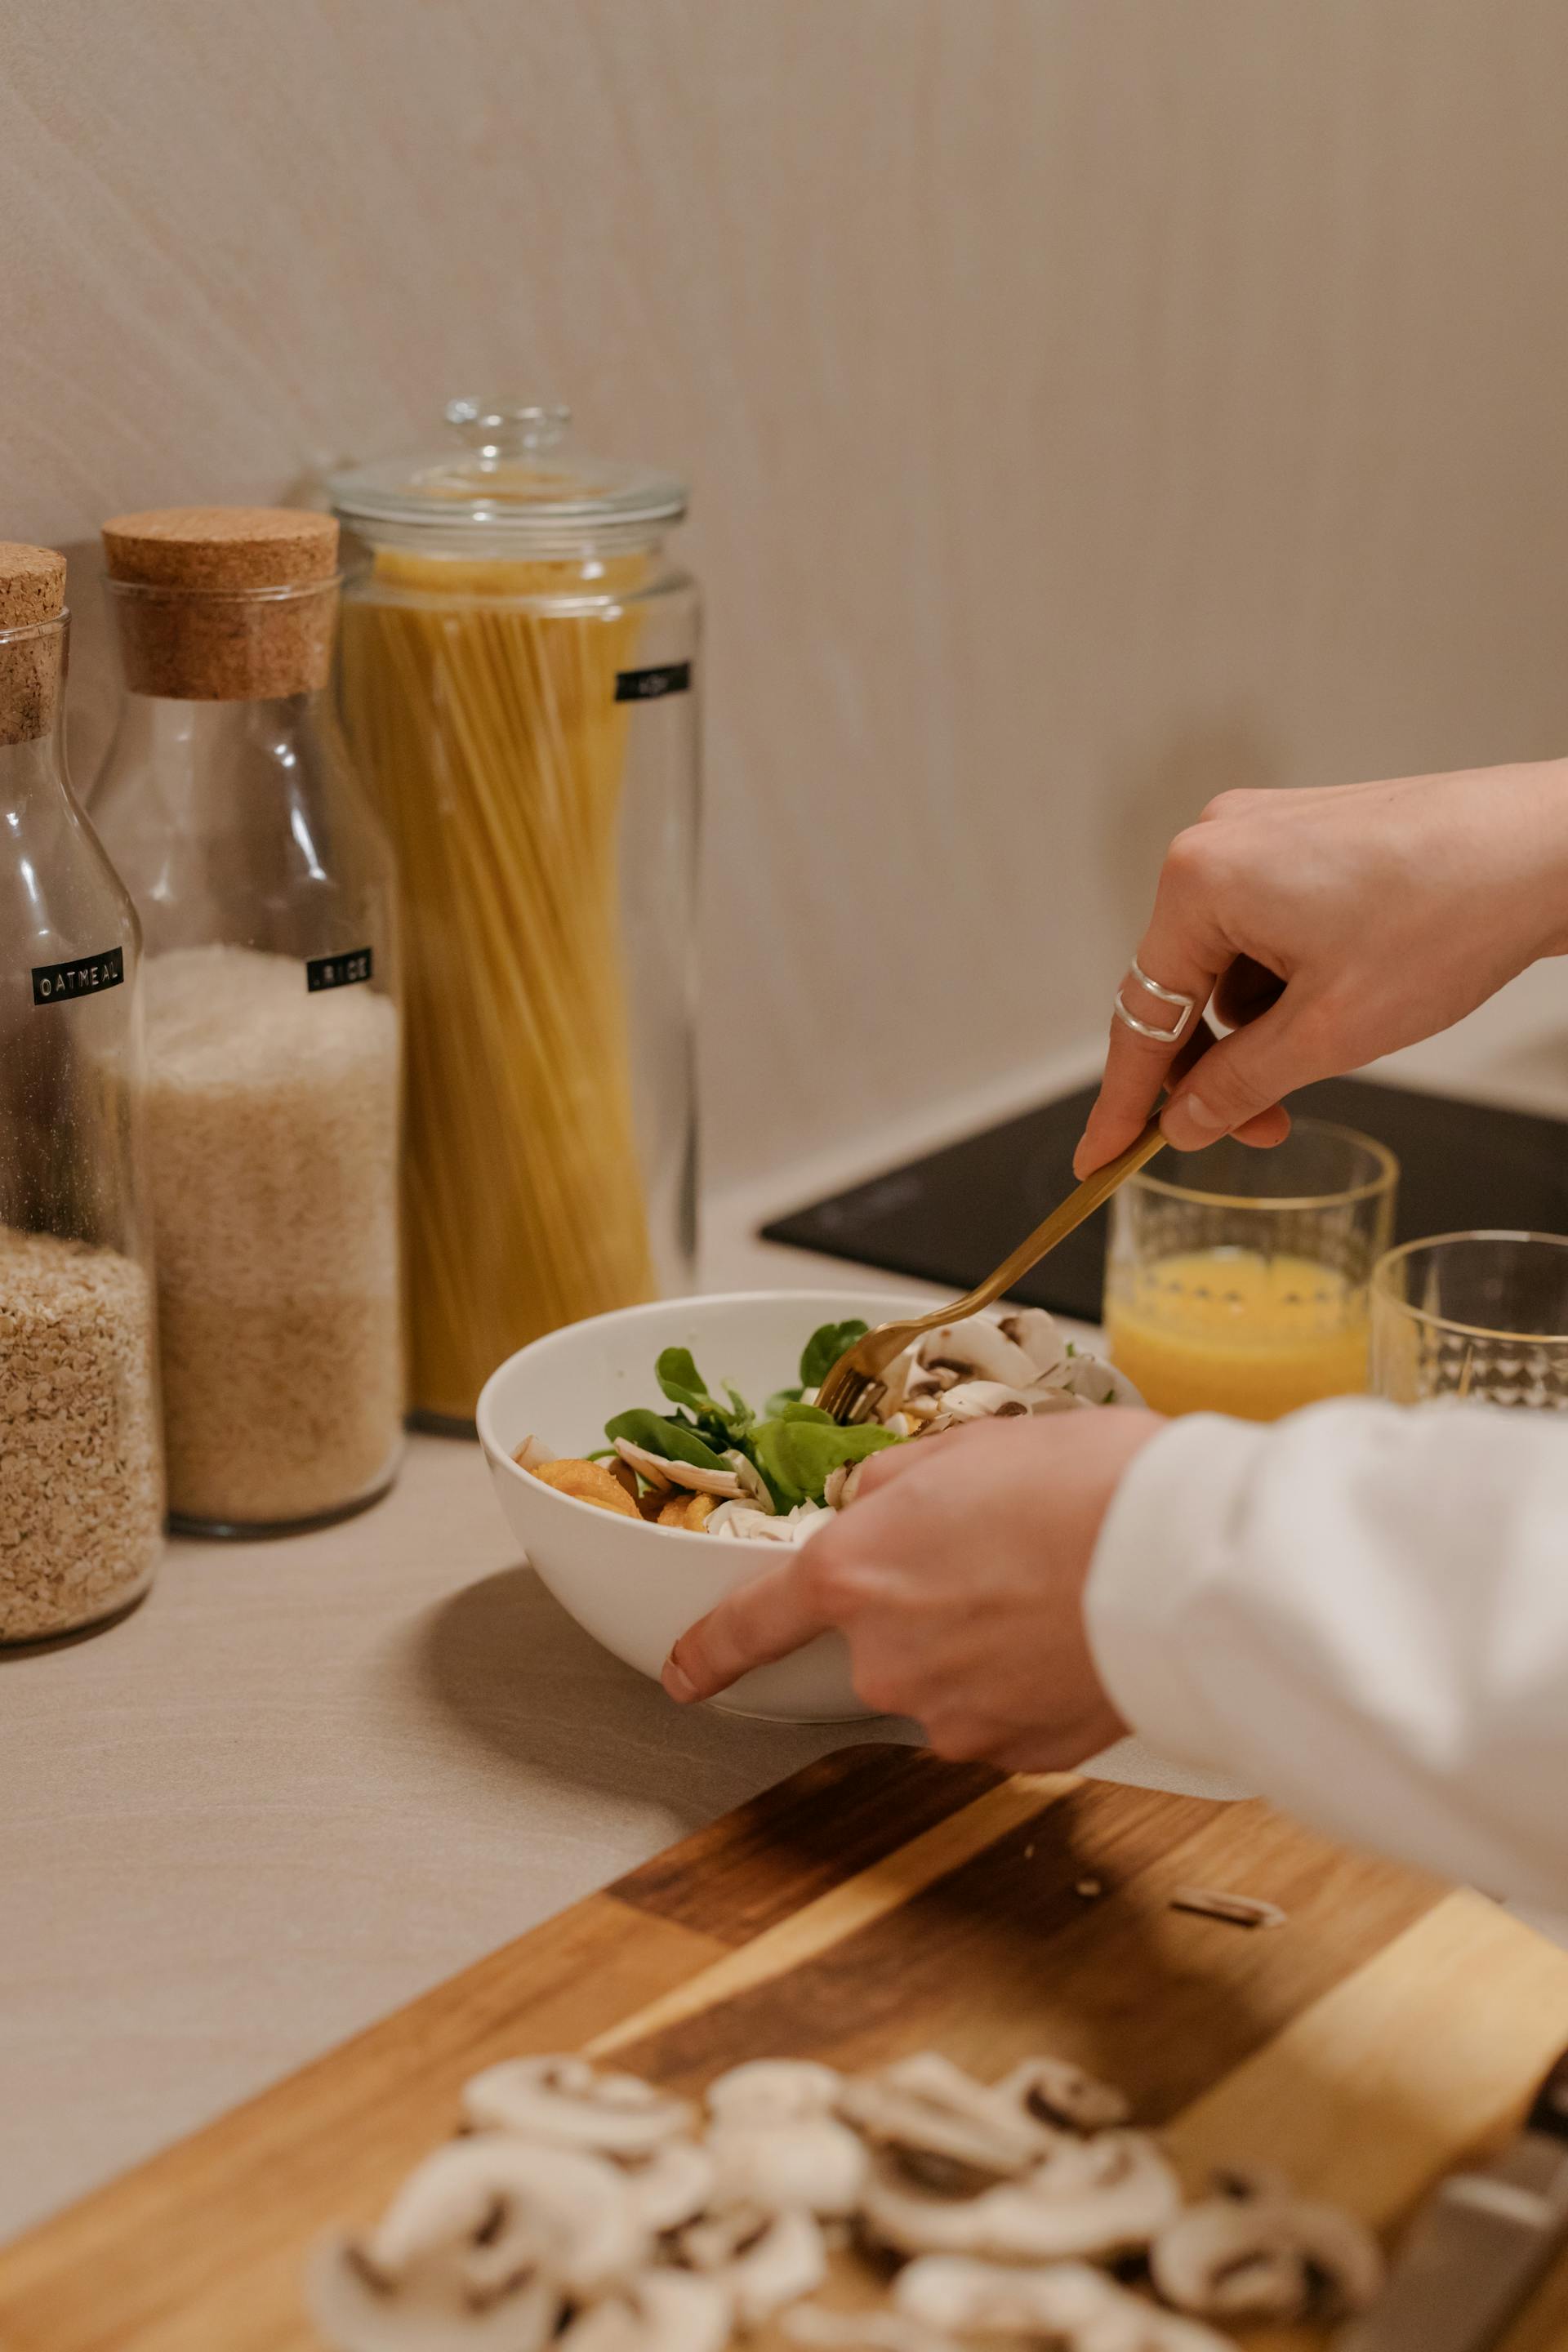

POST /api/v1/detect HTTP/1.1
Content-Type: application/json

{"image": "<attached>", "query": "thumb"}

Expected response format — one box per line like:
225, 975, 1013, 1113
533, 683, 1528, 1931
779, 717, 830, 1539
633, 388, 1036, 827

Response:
1159, 998, 1320, 1149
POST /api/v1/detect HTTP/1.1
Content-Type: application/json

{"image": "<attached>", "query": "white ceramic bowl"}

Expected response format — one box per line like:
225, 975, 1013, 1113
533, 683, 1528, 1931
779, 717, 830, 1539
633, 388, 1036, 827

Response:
477, 1288, 936, 1722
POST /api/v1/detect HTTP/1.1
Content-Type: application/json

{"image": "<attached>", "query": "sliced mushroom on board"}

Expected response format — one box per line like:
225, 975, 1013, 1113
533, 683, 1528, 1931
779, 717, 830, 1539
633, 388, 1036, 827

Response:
461, 2057, 694, 2155
1150, 2184, 1384, 2321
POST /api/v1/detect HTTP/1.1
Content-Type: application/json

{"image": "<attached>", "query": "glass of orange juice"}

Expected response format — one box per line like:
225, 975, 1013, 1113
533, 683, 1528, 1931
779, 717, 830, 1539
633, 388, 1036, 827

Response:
1102, 1122, 1399, 1420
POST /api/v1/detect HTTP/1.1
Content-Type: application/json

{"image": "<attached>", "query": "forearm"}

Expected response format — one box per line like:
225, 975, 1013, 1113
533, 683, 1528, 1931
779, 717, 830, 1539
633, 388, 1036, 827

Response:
1085, 1399, 1568, 1905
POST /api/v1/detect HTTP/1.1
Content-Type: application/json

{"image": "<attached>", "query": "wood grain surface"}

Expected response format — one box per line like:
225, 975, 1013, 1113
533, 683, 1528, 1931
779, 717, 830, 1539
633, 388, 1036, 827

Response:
3, 1743, 1567, 2352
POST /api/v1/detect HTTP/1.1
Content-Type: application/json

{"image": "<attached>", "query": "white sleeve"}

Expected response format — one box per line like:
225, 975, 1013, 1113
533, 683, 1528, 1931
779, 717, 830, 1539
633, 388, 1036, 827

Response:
1084, 1399, 1568, 1908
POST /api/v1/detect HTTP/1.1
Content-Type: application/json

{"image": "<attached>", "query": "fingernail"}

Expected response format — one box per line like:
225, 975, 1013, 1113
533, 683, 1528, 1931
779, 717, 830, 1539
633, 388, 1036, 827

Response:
1160, 1090, 1228, 1149
662, 1655, 698, 1704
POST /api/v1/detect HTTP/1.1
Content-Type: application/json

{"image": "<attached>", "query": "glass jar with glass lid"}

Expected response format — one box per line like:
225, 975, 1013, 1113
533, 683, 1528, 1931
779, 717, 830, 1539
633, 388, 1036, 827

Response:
90, 508, 403, 1536
0, 543, 163, 1642
331, 401, 699, 1432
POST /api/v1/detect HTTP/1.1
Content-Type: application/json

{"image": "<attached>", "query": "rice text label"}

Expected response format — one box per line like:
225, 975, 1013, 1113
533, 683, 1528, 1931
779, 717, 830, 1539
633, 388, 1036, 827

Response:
306, 948, 374, 994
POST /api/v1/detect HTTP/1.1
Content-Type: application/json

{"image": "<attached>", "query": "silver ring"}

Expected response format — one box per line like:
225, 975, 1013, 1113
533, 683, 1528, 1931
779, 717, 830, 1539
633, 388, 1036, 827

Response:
1114, 955, 1196, 1044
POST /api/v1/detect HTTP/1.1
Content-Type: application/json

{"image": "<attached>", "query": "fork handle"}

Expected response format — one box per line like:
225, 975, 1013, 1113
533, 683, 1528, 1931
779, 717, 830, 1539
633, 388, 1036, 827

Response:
917, 1116, 1168, 1333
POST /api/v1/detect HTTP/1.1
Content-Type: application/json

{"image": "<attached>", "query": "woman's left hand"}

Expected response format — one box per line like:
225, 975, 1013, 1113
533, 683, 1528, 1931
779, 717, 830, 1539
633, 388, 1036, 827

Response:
662, 1407, 1165, 1770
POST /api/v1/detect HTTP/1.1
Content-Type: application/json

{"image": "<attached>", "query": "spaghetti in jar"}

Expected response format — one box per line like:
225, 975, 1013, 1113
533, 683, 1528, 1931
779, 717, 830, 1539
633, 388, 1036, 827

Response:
332, 403, 699, 1430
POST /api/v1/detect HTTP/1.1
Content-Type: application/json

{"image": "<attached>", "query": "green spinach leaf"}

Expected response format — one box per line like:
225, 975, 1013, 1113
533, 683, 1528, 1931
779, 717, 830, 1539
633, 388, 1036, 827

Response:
800, 1319, 870, 1390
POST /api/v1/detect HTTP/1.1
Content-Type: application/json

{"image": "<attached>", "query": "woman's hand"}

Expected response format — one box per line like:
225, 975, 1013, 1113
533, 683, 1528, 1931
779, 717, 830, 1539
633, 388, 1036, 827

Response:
1075, 760, 1568, 1177
663, 1409, 1165, 1770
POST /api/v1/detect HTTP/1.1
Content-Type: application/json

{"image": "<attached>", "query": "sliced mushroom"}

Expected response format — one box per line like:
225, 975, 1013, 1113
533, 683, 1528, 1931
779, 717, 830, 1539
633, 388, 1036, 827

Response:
996, 1307, 1071, 1383
345, 2136, 653, 2295
859, 2130, 1182, 2263
676, 2203, 828, 2327
461, 2056, 694, 2158
933, 1381, 1039, 1423
841, 2053, 1058, 2185
706, 2115, 869, 2219
909, 1320, 1040, 1392
308, 2233, 564, 2352
893, 2252, 1128, 2335
612, 1439, 744, 1499
513, 1436, 558, 1472
728, 1452, 777, 1512
1059, 1354, 1143, 1409
617, 2140, 717, 2232
554, 2270, 733, 2352
782, 2308, 958, 2352
993, 2056, 1130, 2135
1150, 2186, 1384, 2322
893, 2256, 1236, 2352
706, 2059, 845, 2123
707, 1501, 831, 1543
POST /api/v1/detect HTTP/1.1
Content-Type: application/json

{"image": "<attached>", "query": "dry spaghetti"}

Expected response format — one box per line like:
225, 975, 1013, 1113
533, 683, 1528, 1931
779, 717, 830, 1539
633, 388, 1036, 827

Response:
339, 550, 657, 1425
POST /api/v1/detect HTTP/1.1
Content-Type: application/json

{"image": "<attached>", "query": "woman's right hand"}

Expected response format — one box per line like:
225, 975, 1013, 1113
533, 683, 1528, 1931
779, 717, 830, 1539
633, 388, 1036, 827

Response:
1074, 760, 1568, 1178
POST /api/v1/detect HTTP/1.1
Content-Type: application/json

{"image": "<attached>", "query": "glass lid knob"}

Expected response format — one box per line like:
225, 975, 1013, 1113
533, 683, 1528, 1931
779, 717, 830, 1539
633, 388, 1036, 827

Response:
443, 399, 571, 463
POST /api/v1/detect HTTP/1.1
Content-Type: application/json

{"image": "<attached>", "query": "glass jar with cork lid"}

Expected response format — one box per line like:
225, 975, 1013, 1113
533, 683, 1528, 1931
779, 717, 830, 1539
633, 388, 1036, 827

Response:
332, 400, 700, 1431
89, 507, 403, 1536
0, 542, 163, 1642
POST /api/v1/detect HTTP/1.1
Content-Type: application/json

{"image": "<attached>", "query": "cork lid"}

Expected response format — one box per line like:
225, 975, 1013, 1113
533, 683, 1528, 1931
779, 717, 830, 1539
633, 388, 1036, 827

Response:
101, 507, 338, 592
0, 542, 67, 632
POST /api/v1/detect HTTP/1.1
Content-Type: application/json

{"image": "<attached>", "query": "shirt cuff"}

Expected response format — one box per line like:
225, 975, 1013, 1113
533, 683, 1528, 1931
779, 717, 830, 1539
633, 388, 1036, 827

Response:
1084, 1412, 1270, 1777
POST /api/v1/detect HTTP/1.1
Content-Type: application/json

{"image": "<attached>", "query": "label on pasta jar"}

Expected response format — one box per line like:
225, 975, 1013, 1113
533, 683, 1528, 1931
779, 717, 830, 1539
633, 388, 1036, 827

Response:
615, 662, 692, 702
32, 945, 125, 1005
306, 947, 373, 993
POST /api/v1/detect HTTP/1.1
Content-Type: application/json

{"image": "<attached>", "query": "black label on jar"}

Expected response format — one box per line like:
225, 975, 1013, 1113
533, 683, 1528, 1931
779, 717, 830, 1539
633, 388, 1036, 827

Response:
614, 661, 692, 703
32, 946, 125, 1005
306, 947, 374, 993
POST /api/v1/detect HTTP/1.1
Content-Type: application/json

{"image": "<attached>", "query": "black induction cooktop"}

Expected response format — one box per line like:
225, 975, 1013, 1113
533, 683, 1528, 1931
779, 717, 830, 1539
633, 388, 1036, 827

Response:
761, 1075, 1568, 1325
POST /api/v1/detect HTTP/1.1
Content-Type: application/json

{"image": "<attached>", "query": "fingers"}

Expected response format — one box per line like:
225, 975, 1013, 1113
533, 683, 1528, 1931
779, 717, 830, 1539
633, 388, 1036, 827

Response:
663, 1552, 832, 1702
1072, 896, 1229, 1180
1160, 998, 1321, 1149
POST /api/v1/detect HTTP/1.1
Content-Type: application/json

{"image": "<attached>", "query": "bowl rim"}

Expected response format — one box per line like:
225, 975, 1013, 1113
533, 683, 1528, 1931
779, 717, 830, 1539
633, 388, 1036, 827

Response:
475, 1285, 940, 1550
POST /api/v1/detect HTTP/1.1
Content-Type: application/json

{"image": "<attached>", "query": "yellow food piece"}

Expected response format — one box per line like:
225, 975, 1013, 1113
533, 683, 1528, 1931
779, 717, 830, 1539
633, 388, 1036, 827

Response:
657, 1490, 716, 1531
528, 1458, 641, 1517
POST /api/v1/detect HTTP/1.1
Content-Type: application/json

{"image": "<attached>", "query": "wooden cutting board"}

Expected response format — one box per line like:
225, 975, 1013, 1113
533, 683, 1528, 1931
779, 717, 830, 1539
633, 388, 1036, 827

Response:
4, 1744, 1568, 2352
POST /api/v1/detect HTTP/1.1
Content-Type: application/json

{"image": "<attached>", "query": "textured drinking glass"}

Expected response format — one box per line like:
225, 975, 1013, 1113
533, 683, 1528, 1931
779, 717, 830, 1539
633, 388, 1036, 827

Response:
1103, 1120, 1399, 1420
1370, 1231, 1568, 1408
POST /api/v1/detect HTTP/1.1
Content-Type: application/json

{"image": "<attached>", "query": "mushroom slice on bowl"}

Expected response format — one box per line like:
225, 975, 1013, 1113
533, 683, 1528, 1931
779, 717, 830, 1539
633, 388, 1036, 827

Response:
1150, 2184, 1384, 2322
675, 2203, 828, 2327
461, 2056, 695, 2156
995, 1308, 1071, 1383
860, 2130, 1182, 2263
610, 1440, 745, 1499
993, 2056, 1130, 2136
930, 1382, 1039, 1423
553, 2270, 733, 2352
905, 1321, 1041, 1395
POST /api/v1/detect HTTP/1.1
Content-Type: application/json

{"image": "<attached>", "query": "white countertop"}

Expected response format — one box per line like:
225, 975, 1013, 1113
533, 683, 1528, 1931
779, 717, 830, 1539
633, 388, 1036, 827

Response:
5, 985, 1565, 2242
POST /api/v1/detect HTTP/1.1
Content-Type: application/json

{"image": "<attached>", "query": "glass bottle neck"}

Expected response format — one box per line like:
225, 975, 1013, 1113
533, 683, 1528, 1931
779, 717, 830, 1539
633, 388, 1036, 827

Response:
0, 715, 74, 824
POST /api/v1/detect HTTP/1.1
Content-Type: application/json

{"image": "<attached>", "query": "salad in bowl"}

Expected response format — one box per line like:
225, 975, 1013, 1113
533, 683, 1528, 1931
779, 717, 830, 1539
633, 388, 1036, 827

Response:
477, 1290, 1136, 1722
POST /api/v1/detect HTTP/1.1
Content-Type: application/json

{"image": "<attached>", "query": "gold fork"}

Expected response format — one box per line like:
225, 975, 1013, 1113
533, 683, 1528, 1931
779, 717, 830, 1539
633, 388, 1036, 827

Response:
814, 1114, 1169, 1424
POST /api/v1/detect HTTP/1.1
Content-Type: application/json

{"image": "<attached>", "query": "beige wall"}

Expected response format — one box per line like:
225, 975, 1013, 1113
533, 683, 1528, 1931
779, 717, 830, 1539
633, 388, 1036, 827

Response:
4, 0, 1568, 1187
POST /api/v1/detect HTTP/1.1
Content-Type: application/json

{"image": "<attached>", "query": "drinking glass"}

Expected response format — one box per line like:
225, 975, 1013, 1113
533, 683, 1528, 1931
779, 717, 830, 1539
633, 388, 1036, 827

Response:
1103, 1120, 1399, 1420
1370, 1231, 1568, 1408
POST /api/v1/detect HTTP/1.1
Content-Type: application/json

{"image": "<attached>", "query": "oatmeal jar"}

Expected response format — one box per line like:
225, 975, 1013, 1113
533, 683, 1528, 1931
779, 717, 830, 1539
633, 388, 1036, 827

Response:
90, 509, 403, 1536
332, 401, 700, 1431
0, 543, 163, 1642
